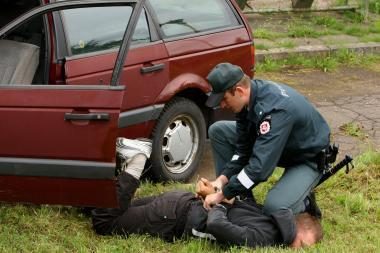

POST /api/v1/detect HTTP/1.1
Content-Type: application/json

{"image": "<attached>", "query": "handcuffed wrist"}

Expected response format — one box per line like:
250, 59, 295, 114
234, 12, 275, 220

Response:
215, 203, 227, 210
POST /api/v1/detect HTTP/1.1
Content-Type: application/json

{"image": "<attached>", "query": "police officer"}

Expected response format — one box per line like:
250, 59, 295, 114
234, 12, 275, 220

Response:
204, 62, 330, 216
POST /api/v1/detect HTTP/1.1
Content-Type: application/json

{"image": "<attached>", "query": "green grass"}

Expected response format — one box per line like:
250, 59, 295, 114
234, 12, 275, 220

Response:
136, 179, 195, 198
251, 10, 380, 49
256, 57, 284, 72
0, 150, 379, 252
253, 28, 281, 40
256, 50, 380, 73
333, 48, 376, 66
312, 15, 345, 31
343, 10, 365, 23
255, 43, 270, 50
361, 34, 380, 42
369, 0, 380, 14
249, 12, 380, 65
315, 56, 339, 72
339, 122, 367, 140
276, 40, 296, 49
369, 20, 380, 33
287, 23, 326, 38
344, 25, 369, 36
335, 0, 349, 6
286, 14, 345, 36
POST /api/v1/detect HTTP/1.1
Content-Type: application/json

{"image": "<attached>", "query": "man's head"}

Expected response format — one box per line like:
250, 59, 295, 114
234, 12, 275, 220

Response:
291, 213, 323, 249
206, 62, 251, 113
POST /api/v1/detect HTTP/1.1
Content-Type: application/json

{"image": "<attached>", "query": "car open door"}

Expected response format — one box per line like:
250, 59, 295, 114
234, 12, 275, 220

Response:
0, 0, 144, 207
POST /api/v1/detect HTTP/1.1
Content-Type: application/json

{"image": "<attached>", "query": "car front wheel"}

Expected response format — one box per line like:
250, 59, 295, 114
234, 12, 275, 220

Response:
151, 97, 206, 181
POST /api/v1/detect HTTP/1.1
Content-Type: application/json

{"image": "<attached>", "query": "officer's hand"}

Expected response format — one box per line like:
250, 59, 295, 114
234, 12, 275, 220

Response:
210, 175, 228, 192
210, 180, 222, 192
203, 191, 225, 210
195, 178, 215, 199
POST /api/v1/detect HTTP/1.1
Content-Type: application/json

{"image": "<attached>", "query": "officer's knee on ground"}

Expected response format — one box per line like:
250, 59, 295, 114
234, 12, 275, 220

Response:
262, 195, 294, 215
262, 201, 286, 216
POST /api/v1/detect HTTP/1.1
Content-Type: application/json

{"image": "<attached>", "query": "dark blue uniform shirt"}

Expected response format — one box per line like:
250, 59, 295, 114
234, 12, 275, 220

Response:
222, 79, 330, 199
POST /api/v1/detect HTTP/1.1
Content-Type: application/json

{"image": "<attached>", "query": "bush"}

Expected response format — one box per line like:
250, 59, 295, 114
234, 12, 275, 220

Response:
369, 0, 380, 14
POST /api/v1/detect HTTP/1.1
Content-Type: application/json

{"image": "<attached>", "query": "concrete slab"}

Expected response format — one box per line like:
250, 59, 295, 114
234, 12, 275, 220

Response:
246, 0, 292, 10
319, 34, 360, 45
275, 37, 324, 47
245, 0, 357, 10
255, 42, 380, 62
254, 38, 277, 48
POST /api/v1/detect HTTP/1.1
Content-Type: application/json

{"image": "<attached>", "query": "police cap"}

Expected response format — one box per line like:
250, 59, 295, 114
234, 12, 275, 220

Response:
205, 62, 244, 108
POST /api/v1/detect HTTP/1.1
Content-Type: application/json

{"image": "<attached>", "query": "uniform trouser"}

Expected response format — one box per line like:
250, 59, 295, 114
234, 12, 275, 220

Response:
91, 172, 194, 241
208, 120, 322, 215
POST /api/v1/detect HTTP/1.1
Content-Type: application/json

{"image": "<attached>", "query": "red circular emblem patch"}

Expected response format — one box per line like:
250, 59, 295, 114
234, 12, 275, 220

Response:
260, 121, 271, 135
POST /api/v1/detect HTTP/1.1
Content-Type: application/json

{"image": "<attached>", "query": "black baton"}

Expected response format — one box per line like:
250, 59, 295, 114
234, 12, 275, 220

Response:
317, 155, 354, 187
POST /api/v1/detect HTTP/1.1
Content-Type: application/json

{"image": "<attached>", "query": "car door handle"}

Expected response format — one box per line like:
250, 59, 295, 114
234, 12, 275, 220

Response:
64, 113, 110, 121
140, 63, 165, 74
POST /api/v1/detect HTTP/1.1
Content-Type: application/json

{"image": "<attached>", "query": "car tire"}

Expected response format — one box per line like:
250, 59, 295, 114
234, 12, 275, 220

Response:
151, 97, 206, 182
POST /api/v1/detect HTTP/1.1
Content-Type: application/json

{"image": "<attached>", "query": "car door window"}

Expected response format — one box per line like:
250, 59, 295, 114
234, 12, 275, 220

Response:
149, 0, 239, 37
61, 7, 150, 56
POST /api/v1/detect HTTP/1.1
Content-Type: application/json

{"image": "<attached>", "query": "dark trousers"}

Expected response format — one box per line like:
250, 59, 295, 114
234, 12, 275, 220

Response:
92, 172, 195, 241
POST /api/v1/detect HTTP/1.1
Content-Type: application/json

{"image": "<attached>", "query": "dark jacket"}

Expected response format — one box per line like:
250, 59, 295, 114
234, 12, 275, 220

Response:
92, 172, 296, 247
93, 188, 296, 247
222, 79, 330, 199
92, 190, 196, 241
206, 200, 296, 247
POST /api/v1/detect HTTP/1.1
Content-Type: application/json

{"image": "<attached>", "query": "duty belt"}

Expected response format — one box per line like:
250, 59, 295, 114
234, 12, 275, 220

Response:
315, 144, 339, 171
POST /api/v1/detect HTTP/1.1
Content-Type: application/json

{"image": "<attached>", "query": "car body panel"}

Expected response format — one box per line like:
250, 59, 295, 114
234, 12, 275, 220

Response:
0, 85, 124, 161
164, 28, 251, 58
0, 0, 254, 207
156, 28, 253, 102
0, 0, 140, 207
65, 43, 170, 109
64, 42, 170, 139
0, 85, 125, 207
0, 175, 117, 207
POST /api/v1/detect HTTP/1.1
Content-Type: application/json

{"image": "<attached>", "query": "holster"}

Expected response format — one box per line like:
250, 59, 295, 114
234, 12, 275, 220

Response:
316, 144, 339, 171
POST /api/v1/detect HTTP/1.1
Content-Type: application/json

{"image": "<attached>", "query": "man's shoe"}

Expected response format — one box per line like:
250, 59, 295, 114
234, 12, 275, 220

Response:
306, 191, 322, 219
116, 138, 152, 162
115, 138, 152, 176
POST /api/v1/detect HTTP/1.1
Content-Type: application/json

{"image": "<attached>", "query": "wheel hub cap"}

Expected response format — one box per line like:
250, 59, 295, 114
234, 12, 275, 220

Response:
162, 118, 198, 173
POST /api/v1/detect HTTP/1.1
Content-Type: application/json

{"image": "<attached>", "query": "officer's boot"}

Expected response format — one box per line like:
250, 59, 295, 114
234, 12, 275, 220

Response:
305, 191, 322, 219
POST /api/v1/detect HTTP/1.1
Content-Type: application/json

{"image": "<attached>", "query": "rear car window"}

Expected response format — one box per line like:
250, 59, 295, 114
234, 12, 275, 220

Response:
61, 7, 150, 56
149, 0, 239, 38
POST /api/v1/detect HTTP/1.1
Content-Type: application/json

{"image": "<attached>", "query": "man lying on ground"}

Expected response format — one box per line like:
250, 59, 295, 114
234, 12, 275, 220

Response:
91, 138, 322, 249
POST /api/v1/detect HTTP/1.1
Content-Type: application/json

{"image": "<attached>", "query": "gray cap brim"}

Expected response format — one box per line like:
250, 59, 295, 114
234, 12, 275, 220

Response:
206, 92, 225, 108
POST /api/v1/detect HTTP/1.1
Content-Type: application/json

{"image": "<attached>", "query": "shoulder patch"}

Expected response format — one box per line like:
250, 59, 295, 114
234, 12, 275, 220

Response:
259, 120, 271, 135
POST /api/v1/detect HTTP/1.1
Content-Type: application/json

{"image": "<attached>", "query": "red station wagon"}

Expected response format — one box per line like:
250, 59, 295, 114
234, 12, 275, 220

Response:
0, 0, 254, 207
